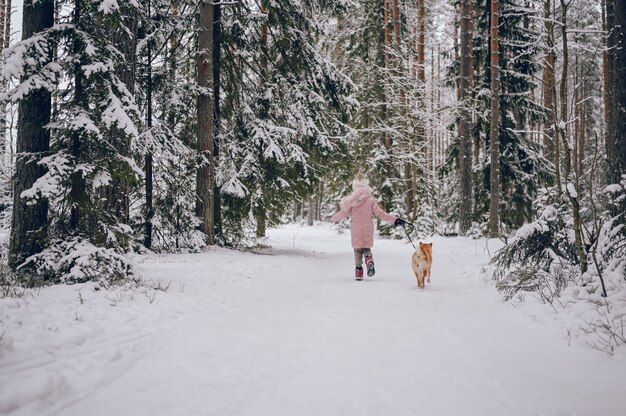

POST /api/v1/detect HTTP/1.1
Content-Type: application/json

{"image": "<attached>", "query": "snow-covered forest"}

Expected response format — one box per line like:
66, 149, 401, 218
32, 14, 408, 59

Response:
1, 0, 625, 414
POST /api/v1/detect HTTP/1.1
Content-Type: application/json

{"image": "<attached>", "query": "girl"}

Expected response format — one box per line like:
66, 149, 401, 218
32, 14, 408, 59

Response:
330, 173, 406, 280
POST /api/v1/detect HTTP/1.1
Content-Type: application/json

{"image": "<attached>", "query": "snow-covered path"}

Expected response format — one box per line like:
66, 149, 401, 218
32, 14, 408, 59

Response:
1, 225, 625, 416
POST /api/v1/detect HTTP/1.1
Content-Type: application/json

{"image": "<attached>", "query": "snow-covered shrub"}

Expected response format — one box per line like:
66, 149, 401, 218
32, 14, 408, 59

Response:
493, 177, 626, 353
20, 237, 136, 285
492, 187, 579, 301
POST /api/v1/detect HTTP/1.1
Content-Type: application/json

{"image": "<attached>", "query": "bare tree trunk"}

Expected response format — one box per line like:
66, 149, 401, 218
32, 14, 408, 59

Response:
392, 0, 400, 51
458, 0, 474, 234
579, 81, 586, 175
488, 0, 500, 237
0, 0, 11, 155
213, 0, 222, 241
454, 7, 460, 102
558, 0, 571, 178
307, 198, 314, 226
602, 0, 610, 140
384, 0, 391, 68
545, 0, 561, 196
255, 0, 269, 238
611, 0, 626, 195
469, 0, 478, 166
9, 0, 53, 269
606, 0, 615, 171
196, 0, 215, 245
417, 0, 425, 83
144, 0, 154, 249
69, 0, 87, 231
542, 0, 555, 163
559, 0, 587, 274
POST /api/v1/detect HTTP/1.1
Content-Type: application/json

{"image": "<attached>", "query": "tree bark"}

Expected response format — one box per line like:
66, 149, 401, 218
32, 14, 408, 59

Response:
9, 0, 54, 269
558, 0, 571, 178
196, 0, 215, 245
417, 0, 425, 84
610, 0, 626, 190
488, 0, 500, 237
255, 0, 269, 238
144, 0, 154, 249
384, 0, 391, 67
602, 0, 609, 141
606, 0, 616, 174
458, 0, 474, 234
213, 0, 223, 242
307, 198, 314, 226
542, 0, 555, 163
559, 0, 586, 274
0, 0, 11, 156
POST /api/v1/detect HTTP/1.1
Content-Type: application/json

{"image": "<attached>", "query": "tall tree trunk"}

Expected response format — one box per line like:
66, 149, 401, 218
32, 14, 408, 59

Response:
69, 0, 86, 231
488, 0, 500, 237
559, 0, 586, 274
458, 0, 473, 234
417, 0, 425, 84
381, 0, 391, 150
602, 0, 610, 141
144, 0, 154, 249
255, 0, 269, 238
8, 0, 53, 269
0, 0, 11, 155
609, 0, 626, 190
213, 0, 222, 242
573, 54, 580, 176
546, 0, 561, 196
407, 0, 426, 216
307, 198, 314, 226
542, 0, 555, 163
558, 0, 571, 178
196, 0, 215, 245
606, 0, 616, 174
454, 7, 460, 102
384, 0, 391, 68
469, 0, 478, 166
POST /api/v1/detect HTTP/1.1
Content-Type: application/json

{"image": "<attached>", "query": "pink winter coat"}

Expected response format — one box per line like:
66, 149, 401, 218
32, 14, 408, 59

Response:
330, 185, 397, 248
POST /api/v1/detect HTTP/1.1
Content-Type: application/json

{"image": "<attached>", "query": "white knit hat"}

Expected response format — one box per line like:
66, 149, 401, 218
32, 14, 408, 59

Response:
352, 173, 369, 191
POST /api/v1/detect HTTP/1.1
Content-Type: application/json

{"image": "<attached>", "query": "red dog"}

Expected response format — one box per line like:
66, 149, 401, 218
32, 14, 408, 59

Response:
412, 242, 432, 288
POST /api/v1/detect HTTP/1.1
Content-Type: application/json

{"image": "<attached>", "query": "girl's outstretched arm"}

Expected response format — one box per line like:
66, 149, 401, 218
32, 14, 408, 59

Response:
330, 208, 350, 223
372, 202, 397, 224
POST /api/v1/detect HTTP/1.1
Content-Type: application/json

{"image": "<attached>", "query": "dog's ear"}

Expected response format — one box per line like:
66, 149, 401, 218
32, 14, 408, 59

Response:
428, 242, 433, 247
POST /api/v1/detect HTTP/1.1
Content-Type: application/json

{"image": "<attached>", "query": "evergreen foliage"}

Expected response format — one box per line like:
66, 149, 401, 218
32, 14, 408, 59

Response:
217, 0, 356, 242
2, 0, 142, 282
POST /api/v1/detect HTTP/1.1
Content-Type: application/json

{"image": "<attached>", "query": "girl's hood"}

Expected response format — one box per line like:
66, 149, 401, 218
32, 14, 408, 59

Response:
339, 185, 373, 211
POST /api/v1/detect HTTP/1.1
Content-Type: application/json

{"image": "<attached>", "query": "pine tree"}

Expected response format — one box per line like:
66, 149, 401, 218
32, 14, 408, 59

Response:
216, 0, 354, 243
458, 0, 474, 234
3, 0, 142, 281
608, 0, 626, 192
473, 0, 548, 230
487, 0, 500, 237
196, 0, 215, 245
6, 0, 53, 270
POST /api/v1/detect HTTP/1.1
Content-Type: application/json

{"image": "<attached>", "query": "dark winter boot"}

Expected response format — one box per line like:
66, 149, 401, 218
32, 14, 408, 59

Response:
365, 255, 375, 277
355, 266, 364, 281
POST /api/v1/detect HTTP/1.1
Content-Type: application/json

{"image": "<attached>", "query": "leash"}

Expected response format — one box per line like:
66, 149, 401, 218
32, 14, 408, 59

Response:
400, 222, 417, 250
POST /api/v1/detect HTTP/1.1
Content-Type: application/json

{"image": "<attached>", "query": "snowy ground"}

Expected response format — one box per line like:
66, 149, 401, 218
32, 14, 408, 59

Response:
1, 224, 625, 416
